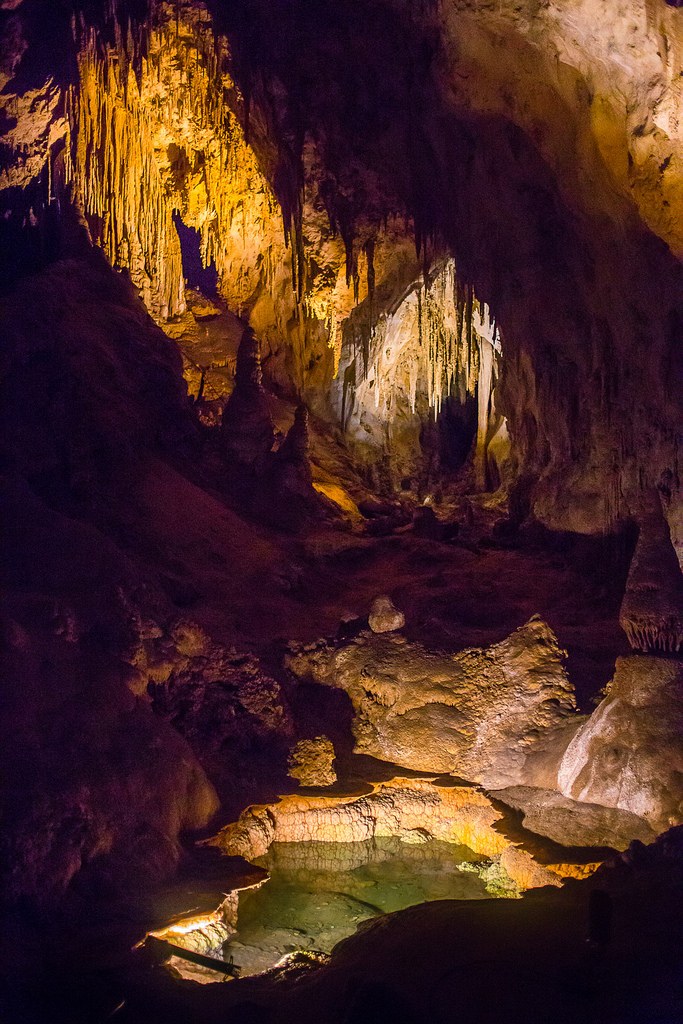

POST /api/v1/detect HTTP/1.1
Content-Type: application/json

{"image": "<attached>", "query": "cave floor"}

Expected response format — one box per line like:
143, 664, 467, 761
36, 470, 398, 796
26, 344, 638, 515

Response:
117, 456, 631, 712
3, 452, 637, 1023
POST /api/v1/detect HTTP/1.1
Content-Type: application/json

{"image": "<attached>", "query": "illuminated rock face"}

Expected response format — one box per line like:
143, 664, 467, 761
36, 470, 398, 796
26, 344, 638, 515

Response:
2, 1, 680, 522
557, 655, 683, 831
217, 0, 683, 527
287, 617, 579, 789
207, 777, 563, 891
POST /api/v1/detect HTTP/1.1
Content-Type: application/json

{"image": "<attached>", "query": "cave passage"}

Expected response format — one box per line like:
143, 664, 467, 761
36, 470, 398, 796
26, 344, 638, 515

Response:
172, 212, 219, 293
1, 2, 682, 1022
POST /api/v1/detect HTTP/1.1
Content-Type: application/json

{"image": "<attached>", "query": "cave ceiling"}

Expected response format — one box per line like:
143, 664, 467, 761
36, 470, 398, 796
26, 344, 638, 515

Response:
1, 0, 681, 533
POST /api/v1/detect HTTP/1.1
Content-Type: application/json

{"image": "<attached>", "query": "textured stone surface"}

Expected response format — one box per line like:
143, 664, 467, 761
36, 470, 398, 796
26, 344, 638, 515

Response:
489, 786, 658, 851
619, 491, 683, 653
557, 656, 683, 830
207, 777, 562, 891
287, 737, 337, 787
368, 594, 405, 633
287, 616, 579, 788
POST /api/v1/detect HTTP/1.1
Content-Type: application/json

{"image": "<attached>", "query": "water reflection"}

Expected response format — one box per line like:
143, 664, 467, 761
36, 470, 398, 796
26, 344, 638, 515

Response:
224, 837, 492, 976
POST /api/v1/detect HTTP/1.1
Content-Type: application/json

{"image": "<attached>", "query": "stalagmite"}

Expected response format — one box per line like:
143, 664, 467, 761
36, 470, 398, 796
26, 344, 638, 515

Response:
277, 403, 311, 465
220, 327, 274, 477
257, 404, 319, 533
620, 491, 683, 653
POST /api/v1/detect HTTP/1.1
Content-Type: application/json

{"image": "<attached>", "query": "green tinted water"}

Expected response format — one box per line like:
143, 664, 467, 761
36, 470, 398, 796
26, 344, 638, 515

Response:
224, 837, 493, 977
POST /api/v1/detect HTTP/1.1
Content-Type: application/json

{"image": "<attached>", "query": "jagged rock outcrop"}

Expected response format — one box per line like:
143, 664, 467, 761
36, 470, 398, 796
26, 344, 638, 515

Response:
620, 491, 683, 652
287, 616, 579, 789
557, 655, 683, 831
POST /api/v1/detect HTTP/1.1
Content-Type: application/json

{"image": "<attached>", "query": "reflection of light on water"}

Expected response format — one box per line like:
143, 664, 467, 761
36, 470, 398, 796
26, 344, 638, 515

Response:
224, 837, 494, 978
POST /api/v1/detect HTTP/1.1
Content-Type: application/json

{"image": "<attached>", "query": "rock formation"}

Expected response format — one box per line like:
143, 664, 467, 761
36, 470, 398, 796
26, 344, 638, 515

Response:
488, 786, 658, 851
287, 617, 579, 789
619, 491, 683, 652
557, 655, 683, 831
0, 478, 219, 903
287, 736, 337, 787
220, 325, 275, 481
368, 594, 405, 633
207, 777, 563, 891
0, 1, 682, 1018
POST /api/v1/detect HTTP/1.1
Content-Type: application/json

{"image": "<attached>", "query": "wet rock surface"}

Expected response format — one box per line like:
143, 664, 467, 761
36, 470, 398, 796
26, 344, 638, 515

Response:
207, 777, 565, 892
108, 826, 683, 1024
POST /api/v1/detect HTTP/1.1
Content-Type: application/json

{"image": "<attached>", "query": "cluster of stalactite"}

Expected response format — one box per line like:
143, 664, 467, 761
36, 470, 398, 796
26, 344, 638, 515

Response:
341, 261, 495, 437
619, 491, 683, 653
417, 263, 489, 416
623, 621, 682, 654
62, 3, 288, 322
2, 0, 495, 426
69, 20, 184, 318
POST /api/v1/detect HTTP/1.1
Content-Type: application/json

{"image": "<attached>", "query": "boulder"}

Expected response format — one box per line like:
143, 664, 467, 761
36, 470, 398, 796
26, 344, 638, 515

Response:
368, 595, 405, 633
287, 616, 578, 788
257, 404, 321, 532
557, 656, 683, 831
288, 737, 337, 787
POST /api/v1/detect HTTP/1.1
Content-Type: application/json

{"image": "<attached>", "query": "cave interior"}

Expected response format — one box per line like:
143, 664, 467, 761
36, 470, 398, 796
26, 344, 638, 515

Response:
1, 1, 682, 1023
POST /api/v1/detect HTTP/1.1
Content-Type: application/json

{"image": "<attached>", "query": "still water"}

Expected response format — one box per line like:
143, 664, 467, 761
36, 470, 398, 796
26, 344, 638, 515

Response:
224, 837, 495, 977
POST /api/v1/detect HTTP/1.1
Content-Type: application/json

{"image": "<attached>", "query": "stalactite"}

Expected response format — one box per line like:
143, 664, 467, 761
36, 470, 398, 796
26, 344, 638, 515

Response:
55, 2, 291, 326
364, 238, 375, 300
346, 260, 489, 432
